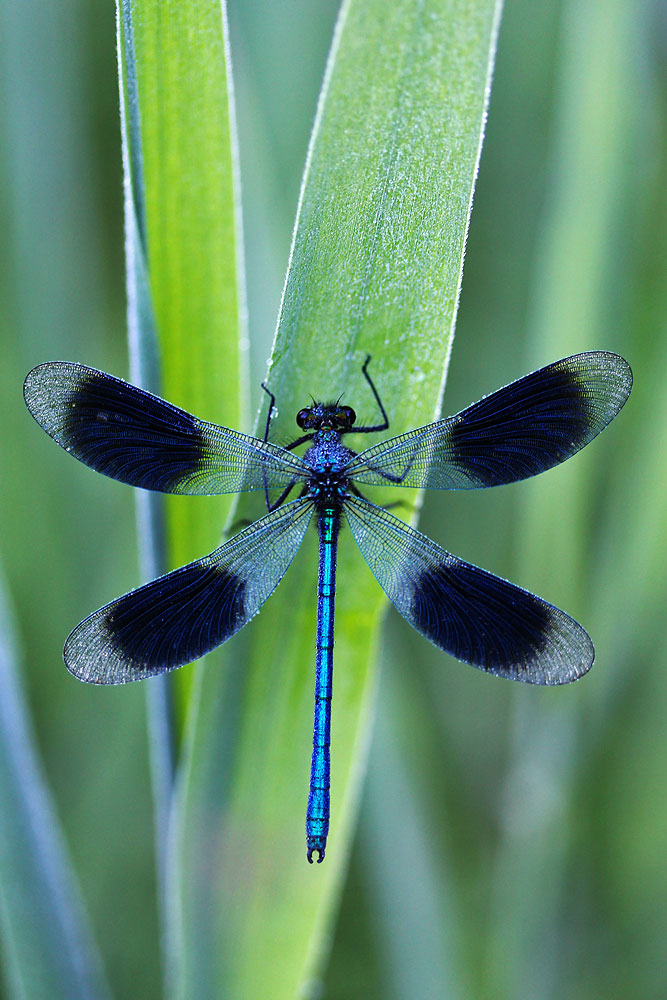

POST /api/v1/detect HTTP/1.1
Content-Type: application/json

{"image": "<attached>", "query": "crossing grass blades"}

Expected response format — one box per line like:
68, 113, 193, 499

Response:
24, 351, 632, 862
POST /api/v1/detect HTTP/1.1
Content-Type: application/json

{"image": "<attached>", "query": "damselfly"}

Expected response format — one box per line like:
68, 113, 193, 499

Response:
24, 351, 632, 861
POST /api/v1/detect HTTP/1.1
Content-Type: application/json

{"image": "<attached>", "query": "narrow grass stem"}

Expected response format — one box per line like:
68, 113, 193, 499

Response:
117, 1, 176, 986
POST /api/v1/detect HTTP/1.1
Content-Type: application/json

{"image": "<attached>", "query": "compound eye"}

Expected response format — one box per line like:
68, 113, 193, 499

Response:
296, 408, 311, 429
340, 405, 356, 427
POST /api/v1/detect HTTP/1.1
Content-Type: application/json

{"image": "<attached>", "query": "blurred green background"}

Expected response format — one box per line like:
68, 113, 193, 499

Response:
1, 1, 665, 998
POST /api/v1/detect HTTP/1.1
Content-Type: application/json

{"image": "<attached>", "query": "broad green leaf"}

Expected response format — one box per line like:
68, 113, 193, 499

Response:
0, 569, 111, 1000
173, 2, 502, 997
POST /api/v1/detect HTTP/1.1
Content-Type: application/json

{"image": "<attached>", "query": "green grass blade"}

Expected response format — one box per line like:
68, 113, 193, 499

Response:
173, 2, 502, 996
0, 569, 112, 1000
117, 8, 174, 921
118, 0, 246, 716
116, 0, 244, 987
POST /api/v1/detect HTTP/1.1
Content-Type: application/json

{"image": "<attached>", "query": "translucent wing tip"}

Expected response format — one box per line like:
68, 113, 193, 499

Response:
24, 359, 81, 391
497, 609, 595, 686
24, 361, 90, 444
24, 361, 61, 421
23, 360, 54, 398
63, 605, 169, 686
565, 350, 633, 421
576, 349, 632, 384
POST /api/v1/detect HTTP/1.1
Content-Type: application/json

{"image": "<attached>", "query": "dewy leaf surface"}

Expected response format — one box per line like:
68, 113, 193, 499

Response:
173, 1, 502, 997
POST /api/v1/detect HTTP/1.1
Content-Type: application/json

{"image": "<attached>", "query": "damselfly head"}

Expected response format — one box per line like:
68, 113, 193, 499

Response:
296, 402, 356, 432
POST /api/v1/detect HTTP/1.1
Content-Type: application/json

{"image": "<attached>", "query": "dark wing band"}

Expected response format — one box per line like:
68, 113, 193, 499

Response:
24, 362, 307, 494
345, 496, 594, 684
65, 499, 313, 683
347, 352, 632, 490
